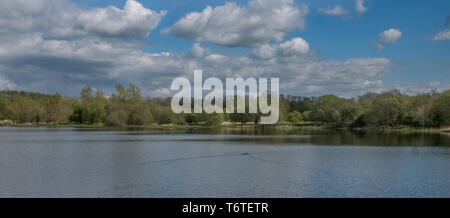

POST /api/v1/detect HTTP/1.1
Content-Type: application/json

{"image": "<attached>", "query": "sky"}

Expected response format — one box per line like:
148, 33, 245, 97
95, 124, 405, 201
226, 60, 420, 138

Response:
0, 0, 449, 97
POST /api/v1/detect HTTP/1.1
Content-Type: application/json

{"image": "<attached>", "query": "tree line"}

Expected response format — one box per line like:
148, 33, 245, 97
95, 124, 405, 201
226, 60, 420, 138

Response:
0, 85, 449, 128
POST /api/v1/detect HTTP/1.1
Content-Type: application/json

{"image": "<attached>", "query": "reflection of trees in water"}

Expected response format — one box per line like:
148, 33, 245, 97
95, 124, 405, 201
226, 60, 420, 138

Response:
308, 131, 450, 147
179, 128, 450, 147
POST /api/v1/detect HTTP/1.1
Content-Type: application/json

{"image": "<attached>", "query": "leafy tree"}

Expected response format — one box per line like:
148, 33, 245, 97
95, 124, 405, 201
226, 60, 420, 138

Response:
310, 95, 361, 126
71, 86, 107, 124
363, 92, 406, 127
432, 90, 450, 127
128, 102, 154, 125
204, 113, 224, 126
106, 84, 154, 126
148, 102, 172, 125
287, 111, 303, 123
1, 85, 448, 129
289, 99, 313, 113
45, 94, 73, 124
310, 95, 341, 124
408, 93, 433, 127
278, 98, 290, 123
228, 97, 259, 125
9, 96, 44, 123
80, 86, 93, 102
339, 100, 361, 126
302, 111, 312, 121
185, 113, 202, 126
0, 95, 8, 119
105, 103, 128, 127
70, 102, 84, 124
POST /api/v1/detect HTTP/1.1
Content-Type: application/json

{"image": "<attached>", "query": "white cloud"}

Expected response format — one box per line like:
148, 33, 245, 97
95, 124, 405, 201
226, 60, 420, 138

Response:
0, 0, 193, 95
200, 43, 393, 96
162, 0, 309, 47
188, 43, 211, 58
0, 74, 17, 90
0, 0, 77, 36
318, 6, 347, 16
0, 32, 201, 95
251, 44, 277, 60
355, 0, 367, 14
375, 28, 402, 50
76, 0, 166, 38
0, 0, 397, 99
278, 37, 310, 56
379, 29, 402, 43
0, 0, 445, 97
433, 29, 450, 41
0, 0, 166, 40
252, 37, 309, 59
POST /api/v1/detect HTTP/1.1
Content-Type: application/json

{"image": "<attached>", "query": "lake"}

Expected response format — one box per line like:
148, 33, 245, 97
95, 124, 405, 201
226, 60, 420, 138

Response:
0, 126, 449, 197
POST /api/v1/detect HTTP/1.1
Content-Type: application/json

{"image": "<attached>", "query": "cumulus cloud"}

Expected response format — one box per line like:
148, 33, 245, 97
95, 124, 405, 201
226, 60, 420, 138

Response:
188, 43, 211, 58
0, 32, 200, 95
0, 0, 444, 97
433, 29, 450, 41
76, 0, 166, 38
162, 0, 309, 47
0, 0, 165, 40
1, 27, 391, 97
278, 37, 309, 56
199, 41, 393, 96
252, 37, 309, 59
375, 28, 402, 50
0, 0, 180, 95
251, 44, 277, 60
318, 6, 347, 16
355, 0, 367, 14
0, 0, 78, 37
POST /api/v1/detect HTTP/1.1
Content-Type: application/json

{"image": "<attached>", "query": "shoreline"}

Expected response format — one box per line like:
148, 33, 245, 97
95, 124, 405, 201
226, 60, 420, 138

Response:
1, 123, 449, 133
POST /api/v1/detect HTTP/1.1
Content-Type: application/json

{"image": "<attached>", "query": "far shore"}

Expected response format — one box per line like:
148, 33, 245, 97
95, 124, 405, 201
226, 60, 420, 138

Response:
1, 121, 449, 133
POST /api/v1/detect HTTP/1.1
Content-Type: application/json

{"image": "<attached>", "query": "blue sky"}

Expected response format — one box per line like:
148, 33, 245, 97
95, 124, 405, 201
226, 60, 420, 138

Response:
126, 0, 450, 83
0, 0, 449, 97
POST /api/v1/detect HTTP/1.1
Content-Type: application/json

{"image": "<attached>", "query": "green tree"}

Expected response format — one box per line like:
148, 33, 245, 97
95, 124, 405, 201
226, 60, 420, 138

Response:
10, 96, 44, 123
287, 110, 303, 123
45, 94, 73, 124
185, 113, 201, 126
228, 97, 259, 125
105, 102, 128, 126
363, 92, 406, 127
128, 102, 154, 125
339, 100, 361, 126
149, 103, 172, 125
310, 95, 341, 124
106, 84, 154, 126
310, 95, 361, 126
302, 111, 312, 121
432, 90, 450, 127
408, 93, 433, 127
71, 86, 107, 124
0, 94, 8, 120
204, 113, 224, 126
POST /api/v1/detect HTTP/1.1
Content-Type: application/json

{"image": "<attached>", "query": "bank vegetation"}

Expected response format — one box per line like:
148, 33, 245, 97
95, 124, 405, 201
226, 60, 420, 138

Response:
0, 85, 449, 131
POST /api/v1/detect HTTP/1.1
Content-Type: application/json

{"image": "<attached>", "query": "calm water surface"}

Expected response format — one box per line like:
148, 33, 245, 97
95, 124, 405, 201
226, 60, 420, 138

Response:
0, 126, 449, 197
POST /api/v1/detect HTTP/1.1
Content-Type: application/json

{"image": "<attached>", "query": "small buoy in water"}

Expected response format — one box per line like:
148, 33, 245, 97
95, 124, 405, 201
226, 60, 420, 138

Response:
241, 152, 250, 156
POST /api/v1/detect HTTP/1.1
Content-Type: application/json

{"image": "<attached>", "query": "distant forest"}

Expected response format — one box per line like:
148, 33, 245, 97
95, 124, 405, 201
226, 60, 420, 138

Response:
0, 84, 449, 128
